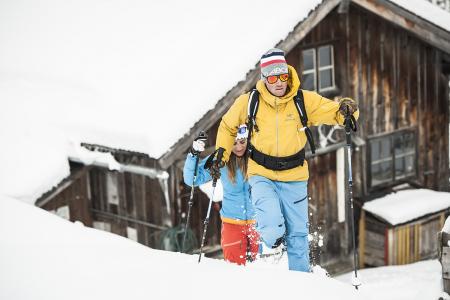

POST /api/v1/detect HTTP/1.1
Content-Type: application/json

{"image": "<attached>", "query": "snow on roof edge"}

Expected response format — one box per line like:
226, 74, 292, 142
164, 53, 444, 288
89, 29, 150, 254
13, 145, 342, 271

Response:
363, 189, 450, 226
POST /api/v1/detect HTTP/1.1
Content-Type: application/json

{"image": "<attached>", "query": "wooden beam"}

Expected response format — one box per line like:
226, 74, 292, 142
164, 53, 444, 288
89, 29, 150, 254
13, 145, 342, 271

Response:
352, 0, 450, 54
91, 209, 168, 231
359, 210, 366, 267
338, 0, 351, 13
158, 0, 342, 169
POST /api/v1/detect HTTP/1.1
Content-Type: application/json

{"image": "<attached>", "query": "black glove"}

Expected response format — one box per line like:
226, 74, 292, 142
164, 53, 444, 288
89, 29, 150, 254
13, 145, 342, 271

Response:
209, 159, 225, 180
190, 131, 208, 156
339, 98, 358, 117
204, 147, 225, 180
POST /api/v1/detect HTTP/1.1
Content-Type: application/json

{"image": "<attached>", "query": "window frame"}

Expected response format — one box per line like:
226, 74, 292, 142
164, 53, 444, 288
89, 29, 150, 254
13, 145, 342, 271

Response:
367, 127, 418, 190
301, 44, 336, 92
317, 45, 336, 92
301, 48, 317, 91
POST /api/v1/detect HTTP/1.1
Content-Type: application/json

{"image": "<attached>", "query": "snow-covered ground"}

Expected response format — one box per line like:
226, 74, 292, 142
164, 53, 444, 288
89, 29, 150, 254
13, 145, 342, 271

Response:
336, 260, 449, 300
1, 1, 450, 299
0, 196, 362, 300
1, 195, 448, 300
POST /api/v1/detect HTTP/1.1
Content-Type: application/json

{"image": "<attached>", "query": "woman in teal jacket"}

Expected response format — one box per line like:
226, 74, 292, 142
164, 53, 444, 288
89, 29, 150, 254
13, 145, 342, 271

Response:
183, 125, 258, 265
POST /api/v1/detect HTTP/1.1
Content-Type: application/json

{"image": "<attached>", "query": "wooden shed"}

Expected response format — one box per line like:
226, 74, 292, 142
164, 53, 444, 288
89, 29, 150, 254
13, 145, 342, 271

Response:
359, 188, 450, 267
35, 143, 176, 250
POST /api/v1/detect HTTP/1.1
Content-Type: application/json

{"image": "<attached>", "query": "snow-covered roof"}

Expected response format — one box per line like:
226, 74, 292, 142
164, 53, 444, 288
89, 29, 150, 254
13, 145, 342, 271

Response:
0, 0, 324, 158
389, 0, 450, 33
363, 189, 450, 226
0, 0, 324, 202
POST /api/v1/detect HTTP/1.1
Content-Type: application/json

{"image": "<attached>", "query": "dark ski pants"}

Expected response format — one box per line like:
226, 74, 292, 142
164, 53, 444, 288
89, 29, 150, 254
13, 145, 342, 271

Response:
249, 175, 310, 272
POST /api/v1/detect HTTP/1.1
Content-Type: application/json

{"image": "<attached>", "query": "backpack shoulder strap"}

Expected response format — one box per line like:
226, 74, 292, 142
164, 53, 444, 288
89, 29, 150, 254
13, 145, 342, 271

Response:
247, 89, 260, 132
294, 89, 316, 155
294, 89, 308, 127
246, 89, 259, 154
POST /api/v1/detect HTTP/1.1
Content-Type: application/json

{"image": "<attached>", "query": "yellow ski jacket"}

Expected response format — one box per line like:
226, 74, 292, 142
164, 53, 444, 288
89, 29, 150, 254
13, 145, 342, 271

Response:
216, 65, 359, 182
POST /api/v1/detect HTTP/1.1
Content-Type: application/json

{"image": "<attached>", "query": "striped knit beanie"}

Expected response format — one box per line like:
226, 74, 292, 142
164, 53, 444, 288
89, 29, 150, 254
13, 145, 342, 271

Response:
260, 48, 288, 79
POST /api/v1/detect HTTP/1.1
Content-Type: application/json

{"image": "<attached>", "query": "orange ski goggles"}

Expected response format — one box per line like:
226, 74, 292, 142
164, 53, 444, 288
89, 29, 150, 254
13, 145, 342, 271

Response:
265, 73, 289, 84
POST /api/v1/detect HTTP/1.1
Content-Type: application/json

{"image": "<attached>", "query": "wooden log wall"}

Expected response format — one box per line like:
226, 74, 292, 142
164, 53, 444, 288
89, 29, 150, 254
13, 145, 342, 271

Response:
89, 153, 169, 249
40, 165, 92, 226
307, 151, 343, 265
289, 4, 449, 192
344, 5, 449, 191
358, 210, 387, 266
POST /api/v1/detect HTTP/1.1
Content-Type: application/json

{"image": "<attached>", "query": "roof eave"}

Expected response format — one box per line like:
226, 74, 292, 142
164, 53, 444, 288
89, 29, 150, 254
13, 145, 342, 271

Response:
353, 0, 450, 54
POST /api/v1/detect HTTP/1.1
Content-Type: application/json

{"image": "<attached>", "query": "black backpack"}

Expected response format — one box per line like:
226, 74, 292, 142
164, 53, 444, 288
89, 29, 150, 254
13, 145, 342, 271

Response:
246, 89, 316, 156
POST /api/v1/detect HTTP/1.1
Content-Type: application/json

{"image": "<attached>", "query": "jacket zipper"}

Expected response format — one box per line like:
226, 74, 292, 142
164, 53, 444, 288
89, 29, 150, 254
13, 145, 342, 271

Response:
275, 98, 279, 157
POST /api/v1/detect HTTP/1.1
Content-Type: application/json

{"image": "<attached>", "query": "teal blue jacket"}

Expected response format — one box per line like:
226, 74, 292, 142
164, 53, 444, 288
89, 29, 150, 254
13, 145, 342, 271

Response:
183, 153, 255, 224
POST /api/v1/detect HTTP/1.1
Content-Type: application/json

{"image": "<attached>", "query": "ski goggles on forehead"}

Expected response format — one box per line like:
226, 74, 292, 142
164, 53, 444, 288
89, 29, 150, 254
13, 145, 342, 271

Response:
264, 73, 289, 84
236, 125, 248, 140
238, 126, 247, 135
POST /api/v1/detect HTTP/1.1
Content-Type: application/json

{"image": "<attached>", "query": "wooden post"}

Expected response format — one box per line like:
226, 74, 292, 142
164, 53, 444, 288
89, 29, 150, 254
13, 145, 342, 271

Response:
438, 230, 450, 294
359, 210, 366, 268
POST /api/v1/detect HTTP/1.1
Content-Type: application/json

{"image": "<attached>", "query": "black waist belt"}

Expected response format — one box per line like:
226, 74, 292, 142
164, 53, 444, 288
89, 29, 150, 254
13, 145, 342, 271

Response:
248, 144, 305, 171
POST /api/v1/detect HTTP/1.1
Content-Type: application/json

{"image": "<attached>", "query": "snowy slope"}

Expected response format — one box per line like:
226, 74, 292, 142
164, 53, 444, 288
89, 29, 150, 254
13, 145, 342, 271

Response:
336, 260, 449, 300
0, 195, 364, 300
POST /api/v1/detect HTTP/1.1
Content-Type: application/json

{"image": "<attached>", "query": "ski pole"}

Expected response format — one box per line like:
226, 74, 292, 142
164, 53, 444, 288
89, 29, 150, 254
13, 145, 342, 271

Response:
344, 108, 360, 290
198, 148, 224, 263
182, 131, 207, 253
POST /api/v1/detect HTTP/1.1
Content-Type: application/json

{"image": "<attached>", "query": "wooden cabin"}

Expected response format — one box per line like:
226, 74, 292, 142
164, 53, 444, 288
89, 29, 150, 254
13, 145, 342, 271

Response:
36, 143, 222, 254
35, 150, 225, 256
438, 219, 450, 294
35, 0, 450, 272
359, 188, 450, 266
160, 0, 450, 271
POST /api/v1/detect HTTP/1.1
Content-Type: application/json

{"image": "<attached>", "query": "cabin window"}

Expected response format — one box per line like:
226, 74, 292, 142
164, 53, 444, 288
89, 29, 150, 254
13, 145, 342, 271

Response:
369, 129, 417, 188
301, 49, 316, 90
106, 173, 119, 205
301, 45, 335, 92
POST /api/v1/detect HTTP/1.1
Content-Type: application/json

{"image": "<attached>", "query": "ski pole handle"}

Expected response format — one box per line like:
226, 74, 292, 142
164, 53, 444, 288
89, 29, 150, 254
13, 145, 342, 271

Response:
212, 148, 225, 187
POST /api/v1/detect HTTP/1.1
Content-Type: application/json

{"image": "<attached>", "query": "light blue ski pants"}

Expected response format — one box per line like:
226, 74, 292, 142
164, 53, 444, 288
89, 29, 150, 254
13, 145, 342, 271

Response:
249, 175, 310, 272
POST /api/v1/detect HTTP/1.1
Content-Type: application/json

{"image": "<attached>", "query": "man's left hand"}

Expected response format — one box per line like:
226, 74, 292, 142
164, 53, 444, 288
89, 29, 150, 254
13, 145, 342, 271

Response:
339, 98, 358, 116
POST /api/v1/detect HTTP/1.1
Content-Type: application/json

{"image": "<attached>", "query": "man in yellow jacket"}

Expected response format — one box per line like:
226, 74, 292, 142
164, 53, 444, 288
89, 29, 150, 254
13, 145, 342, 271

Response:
212, 48, 359, 272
